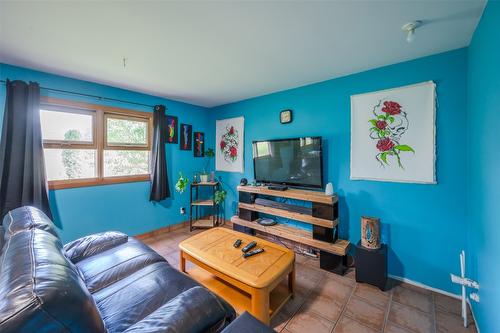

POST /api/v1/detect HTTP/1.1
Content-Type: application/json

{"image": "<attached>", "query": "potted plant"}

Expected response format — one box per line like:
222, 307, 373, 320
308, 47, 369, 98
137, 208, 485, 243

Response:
200, 148, 215, 183
214, 188, 227, 205
175, 172, 189, 194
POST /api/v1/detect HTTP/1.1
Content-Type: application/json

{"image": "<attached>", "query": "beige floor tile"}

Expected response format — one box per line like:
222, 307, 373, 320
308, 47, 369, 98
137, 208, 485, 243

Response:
392, 285, 433, 313
435, 311, 477, 333
319, 278, 354, 305
271, 311, 290, 332
394, 281, 432, 295
434, 293, 471, 316
334, 316, 380, 333
279, 292, 306, 317
295, 265, 325, 294
302, 291, 343, 322
285, 308, 335, 333
344, 296, 386, 331
384, 321, 415, 333
354, 283, 390, 310
388, 302, 433, 333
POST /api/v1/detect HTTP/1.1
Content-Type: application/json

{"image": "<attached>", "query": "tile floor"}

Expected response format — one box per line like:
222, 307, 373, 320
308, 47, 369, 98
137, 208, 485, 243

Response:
143, 226, 477, 333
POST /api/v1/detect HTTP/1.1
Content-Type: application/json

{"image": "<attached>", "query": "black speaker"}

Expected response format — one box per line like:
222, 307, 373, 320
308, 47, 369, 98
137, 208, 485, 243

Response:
355, 242, 387, 290
238, 208, 258, 221
320, 251, 348, 275
239, 192, 256, 204
240, 178, 248, 186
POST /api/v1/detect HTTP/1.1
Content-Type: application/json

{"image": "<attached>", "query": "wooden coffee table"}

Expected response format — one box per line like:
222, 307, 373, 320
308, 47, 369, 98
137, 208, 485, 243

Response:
179, 227, 295, 324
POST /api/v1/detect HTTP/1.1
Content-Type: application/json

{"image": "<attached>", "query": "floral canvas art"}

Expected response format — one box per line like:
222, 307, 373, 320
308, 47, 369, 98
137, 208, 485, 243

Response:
351, 81, 436, 184
216, 116, 244, 172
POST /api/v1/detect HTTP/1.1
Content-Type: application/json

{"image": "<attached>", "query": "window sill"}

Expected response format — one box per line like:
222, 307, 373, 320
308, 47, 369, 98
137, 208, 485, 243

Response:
48, 174, 150, 190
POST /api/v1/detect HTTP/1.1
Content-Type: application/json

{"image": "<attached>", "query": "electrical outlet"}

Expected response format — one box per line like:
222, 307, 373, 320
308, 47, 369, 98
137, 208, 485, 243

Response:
180, 207, 185, 215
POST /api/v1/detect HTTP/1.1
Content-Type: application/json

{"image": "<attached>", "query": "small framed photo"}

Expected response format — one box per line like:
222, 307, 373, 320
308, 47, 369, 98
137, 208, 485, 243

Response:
180, 124, 192, 150
166, 115, 178, 144
194, 132, 204, 157
280, 109, 292, 124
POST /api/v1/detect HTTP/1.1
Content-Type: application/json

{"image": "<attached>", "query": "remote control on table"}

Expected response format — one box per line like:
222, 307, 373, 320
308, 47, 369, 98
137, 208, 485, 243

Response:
241, 241, 257, 253
243, 248, 264, 258
233, 239, 242, 248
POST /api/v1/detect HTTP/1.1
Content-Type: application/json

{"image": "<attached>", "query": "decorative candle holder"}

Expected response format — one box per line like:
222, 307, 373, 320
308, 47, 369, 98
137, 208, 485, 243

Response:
361, 216, 381, 250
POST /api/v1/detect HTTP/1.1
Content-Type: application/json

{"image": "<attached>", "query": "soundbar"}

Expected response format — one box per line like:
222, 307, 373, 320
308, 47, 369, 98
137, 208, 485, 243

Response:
255, 198, 312, 215
267, 184, 288, 191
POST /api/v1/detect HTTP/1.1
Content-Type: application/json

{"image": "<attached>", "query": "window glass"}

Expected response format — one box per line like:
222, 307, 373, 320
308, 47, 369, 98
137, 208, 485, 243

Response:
103, 150, 149, 177
106, 117, 147, 146
44, 149, 96, 181
40, 109, 93, 142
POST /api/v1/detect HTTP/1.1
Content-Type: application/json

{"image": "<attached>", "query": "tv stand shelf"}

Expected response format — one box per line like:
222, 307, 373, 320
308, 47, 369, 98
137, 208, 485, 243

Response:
231, 216, 349, 255
237, 185, 338, 205
233, 185, 350, 275
238, 202, 337, 228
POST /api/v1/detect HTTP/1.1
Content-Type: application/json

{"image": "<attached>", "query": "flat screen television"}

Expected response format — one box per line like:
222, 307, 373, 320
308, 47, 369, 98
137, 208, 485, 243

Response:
252, 137, 323, 189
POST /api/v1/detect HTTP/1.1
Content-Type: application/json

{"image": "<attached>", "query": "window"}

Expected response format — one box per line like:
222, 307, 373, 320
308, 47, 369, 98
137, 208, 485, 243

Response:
40, 97, 152, 189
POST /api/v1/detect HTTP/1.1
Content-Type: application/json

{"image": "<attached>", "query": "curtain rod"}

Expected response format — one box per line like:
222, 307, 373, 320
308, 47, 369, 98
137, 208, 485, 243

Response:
0, 79, 156, 109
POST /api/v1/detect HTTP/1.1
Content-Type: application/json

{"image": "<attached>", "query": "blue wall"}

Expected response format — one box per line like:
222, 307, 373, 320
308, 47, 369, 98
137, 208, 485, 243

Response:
211, 48, 469, 294
0, 63, 213, 242
467, 2, 500, 332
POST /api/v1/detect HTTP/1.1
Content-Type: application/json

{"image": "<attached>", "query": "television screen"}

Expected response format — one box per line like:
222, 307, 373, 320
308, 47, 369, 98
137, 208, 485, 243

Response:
252, 137, 323, 188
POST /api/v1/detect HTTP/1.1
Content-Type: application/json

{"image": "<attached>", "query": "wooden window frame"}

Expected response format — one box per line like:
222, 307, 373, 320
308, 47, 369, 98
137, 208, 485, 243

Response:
41, 97, 153, 190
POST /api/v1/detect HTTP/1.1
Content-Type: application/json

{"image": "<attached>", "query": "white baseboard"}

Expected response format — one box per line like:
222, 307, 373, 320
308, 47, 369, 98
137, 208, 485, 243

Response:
389, 274, 481, 332
388, 274, 461, 299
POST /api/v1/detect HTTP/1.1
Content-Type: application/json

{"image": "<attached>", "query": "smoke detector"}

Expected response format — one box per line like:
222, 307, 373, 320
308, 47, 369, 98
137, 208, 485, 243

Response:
402, 21, 422, 43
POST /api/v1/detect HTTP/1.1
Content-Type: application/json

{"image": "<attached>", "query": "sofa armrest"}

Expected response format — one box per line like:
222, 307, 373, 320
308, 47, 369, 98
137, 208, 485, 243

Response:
221, 312, 276, 333
123, 286, 232, 333
63, 231, 128, 263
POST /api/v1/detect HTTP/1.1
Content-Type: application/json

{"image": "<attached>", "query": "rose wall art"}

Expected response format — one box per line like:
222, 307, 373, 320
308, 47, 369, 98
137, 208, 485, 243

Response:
350, 81, 436, 184
216, 116, 244, 172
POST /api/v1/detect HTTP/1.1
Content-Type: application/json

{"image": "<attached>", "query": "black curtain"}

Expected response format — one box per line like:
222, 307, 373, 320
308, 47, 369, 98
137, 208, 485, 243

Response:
0, 80, 52, 219
149, 105, 170, 201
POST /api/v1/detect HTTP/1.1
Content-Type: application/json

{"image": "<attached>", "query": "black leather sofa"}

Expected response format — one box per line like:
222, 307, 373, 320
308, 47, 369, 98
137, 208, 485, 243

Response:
0, 206, 269, 333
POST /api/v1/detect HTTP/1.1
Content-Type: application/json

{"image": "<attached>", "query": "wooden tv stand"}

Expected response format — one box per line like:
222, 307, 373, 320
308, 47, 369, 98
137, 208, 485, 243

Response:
231, 185, 350, 275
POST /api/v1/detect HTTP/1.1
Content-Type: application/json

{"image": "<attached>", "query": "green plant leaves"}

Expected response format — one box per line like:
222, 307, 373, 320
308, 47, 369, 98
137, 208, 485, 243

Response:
369, 119, 378, 126
394, 145, 415, 153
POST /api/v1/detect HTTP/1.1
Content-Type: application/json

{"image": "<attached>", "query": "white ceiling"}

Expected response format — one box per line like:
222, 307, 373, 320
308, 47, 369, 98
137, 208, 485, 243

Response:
0, 1, 485, 107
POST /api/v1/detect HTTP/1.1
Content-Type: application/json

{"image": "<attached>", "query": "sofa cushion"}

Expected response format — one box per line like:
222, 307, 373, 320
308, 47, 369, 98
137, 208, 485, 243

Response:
64, 231, 129, 263
0, 219, 105, 333
123, 286, 229, 333
221, 312, 276, 333
74, 237, 166, 293
93, 261, 203, 333
2, 206, 58, 239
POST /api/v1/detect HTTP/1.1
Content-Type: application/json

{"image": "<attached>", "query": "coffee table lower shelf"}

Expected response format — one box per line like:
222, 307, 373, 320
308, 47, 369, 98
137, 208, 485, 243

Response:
186, 266, 292, 321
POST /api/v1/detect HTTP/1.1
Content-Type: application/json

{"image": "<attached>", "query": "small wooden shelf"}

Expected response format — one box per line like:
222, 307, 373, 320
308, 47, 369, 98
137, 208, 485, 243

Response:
231, 216, 349, 256
192, 199, 214, 206
237, 185, 337, 205
187, 266, 292, 320
190, 182, 220, 231
192, 181, 219, 186
192, 219, 215, 228
238, 202, 337, 228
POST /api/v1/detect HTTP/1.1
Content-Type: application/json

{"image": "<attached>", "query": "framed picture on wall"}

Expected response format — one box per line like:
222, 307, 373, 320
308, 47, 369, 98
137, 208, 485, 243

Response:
166, 115, 178, 144
350, 81, 436, 184
194, 132, 204, 157
180, 123, 192, 150
216, 116, 244, 173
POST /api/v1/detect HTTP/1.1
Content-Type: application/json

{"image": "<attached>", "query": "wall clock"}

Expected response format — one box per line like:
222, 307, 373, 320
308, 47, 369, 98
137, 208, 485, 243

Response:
280, 109, 292, 124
